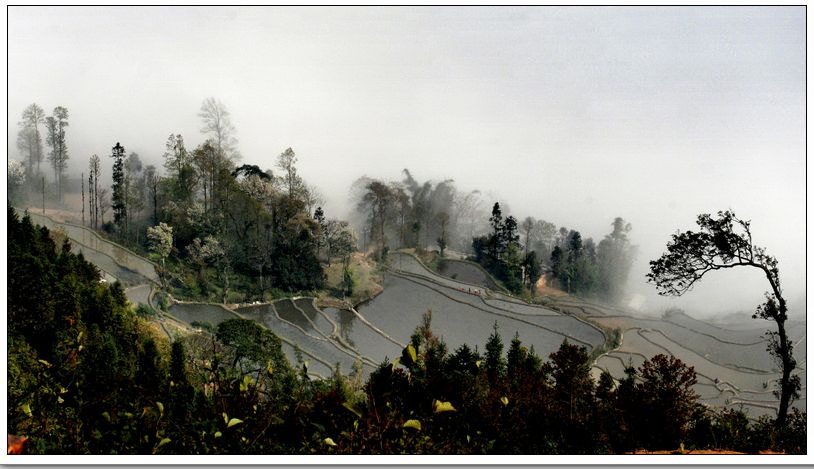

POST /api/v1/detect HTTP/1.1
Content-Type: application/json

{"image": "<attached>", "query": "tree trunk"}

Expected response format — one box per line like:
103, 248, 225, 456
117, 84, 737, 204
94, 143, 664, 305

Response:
153, 181, 158, 225
81, 174, 85, 226
775, 316, 793, 427
764, 270, 795, 429
94, 175, 99, 230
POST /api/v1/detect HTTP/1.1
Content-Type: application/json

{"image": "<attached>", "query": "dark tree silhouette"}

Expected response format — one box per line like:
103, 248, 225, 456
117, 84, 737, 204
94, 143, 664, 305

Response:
110, 142, 127, 232
636, 354, 698, 449
231, 164, 271, 180
646, 210, 799, 428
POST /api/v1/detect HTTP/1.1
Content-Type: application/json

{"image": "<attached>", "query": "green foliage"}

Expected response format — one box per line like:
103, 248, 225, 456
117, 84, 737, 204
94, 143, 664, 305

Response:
135, 303, 155, 317
470, 203, 525, 294
190, 320, 215, 333
342, 266, 355, 297
147, 222, 173, 289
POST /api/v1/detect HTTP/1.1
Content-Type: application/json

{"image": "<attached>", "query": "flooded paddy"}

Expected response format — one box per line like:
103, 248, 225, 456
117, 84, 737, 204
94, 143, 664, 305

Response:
73, 245, 146, 286
437, 258, 502, 290
28, 212, 158, 283
322, 307, 401, 363
389, 253, 492, 294
357, 273, 592, 359
483, 298, 562, 316
125, 284, 151, 306
236, 304, 374, 377
386, 271, 604, 348
280, 342, 334, 379
169, 303, 237, 326
293, 298, 335, 337
592, 314, 775, 372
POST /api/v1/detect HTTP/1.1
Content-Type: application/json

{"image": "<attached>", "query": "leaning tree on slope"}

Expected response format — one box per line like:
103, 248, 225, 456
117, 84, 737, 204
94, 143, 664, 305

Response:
646, 210, 799, 428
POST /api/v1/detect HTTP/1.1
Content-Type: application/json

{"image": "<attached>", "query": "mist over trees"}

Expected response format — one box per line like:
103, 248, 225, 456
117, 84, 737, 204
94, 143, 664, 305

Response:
16, 103, 45, 177
8, 160, 27, 206
349, 171, 637, 300
5, 97, 804, 455
45, 106, 70, 201
350, 170, 490, 258
9, 98, 360, 302
14, 103, 74, 206
12, 98, 638, 303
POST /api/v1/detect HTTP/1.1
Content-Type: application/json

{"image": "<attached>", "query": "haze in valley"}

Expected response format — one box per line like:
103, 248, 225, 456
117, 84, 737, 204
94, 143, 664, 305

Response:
7, 6, 805, 319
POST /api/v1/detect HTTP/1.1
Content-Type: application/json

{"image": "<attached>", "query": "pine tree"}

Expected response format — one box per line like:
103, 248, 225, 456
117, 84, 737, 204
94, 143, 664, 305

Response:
110, 142, 127, 232
489, 202, 503, 262
485, 321, 506, 386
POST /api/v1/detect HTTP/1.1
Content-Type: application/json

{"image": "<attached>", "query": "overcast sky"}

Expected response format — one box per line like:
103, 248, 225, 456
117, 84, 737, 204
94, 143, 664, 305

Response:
7, 6, 805, 318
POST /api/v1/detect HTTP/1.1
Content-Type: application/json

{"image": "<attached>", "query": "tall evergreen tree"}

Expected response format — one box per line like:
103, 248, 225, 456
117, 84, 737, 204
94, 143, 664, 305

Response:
53, 107, 69, 200
488, 202, 503, 262
597, 217, 635, 301
485, 321, 506, 386
110, 142, 127, 232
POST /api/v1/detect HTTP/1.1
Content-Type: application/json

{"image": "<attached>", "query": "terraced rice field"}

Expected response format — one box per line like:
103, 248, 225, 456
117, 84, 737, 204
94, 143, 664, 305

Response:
40, 216, 805, 418
28, 212, 159, 283
437, 258, 502, 291
235, 303, 375, 377
322, 307, 402, 362
293, 298, 336, 337
169, 303, 237, 326
125, 284, 152, 306
390, 253, 491, 293
280, 342, 334, 379
590, 315, 774, 372
355, 255, 606, 360
587, 309, 807, 418
72, 245, 146, 286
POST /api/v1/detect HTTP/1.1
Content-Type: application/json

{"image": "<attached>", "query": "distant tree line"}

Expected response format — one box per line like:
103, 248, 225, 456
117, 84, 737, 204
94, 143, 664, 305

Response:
548, 216, 636, 298
348, 171, 636, 300
16, 103, 70, 202
469, 203, 635, 299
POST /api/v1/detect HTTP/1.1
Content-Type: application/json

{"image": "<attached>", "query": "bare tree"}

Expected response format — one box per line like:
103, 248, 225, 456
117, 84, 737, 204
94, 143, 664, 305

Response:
391, 184, 411, 249
50, 107, 69, 201
357, 180, 393, 259
276, 147, 303, 201
89, 154, 101, 229
143, 165, 160, 224
453, 189, 486, 250
18, 103, 45, 176
302, 183, 325, 216
98, 188, 110, 225
198, 97, 239, 160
